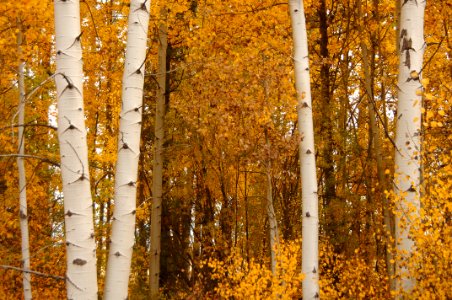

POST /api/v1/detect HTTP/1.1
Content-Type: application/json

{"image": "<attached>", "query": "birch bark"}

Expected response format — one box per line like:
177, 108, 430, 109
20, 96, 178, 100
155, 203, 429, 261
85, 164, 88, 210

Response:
150, 8, 167, 299
104, 0, 150, 298
263, 80, 279, 275
394, 0, 426, 294
289, 0, 319, 298
265, 130, 279, 275
17, 20, 32, 300
53, 0, 97, 298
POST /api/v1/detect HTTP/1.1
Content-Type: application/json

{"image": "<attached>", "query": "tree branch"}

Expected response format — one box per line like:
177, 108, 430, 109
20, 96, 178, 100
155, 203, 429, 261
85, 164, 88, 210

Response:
0, 123, 57, 131
0, 154, 60, 167
0, 264, 64, 281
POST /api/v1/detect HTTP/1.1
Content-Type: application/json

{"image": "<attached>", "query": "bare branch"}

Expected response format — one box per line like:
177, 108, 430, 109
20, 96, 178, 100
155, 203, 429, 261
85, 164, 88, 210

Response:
0, 154, 60, 167
0, 264, 64, 281
0, 123, 57, 131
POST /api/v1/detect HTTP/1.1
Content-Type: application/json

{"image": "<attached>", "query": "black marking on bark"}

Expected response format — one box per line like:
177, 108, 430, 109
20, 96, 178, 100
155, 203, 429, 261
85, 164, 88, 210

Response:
118, 133, 137, 154
400, 29, 407, 39
65, 141, 90, 185
408, 185, 416, 192
114, 251, 122, 257
56, 50, 77, 59
66, 32, 83, 50
302, 102, 309, 108
128, 181, 135, 186
134, 0, 149, 13
306, 149, 312, 154
58, 73, 82, 97
401, 32, 415, 69
19, 210, 27, 219
62, 116, 82, 134
69, 173, 88, 184
402, 0, 418, 6
313, 267, 317, 273
314, 292, 319, 298
72, 258, 87, 266
131, 210, 136, 215
66, 210, 74, 217
306, 212, 311, 217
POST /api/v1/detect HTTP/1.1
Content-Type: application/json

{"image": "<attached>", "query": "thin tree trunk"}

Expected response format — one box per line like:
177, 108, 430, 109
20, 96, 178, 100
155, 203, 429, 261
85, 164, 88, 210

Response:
289, 0, 320, 298
263, 80, 279, 275
150, 8, 168, 299
394, 0, 426, 294
104, 0, 150, 298
53, 0, 97, 298
318, 0, 336, 209
17, 19, 32, 300
265, 129, 279, 275
357, 0, 395, 291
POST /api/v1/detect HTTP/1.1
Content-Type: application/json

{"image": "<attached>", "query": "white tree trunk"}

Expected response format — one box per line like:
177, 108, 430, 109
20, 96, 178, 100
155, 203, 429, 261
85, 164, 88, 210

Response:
289, 0, 319, 298
104, 1, 150, 299
394, 0, 426, 294
17, 20, 32, 300
263, 79, 279, 275
150, 8, 167, 299
53, 0, 97, 298
265, 130, 279, 275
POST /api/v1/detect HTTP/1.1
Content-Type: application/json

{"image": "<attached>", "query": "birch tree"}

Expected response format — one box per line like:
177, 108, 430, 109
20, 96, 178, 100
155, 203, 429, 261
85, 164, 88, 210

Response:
394, 0, 426, 293
104, 0, 151, 298
265, 131, 279, 275
289, 0, 319, 298
263, 79, 279, 275
150, 8, 167, 299
17, 19, 32, 300
53, 0, 97, 298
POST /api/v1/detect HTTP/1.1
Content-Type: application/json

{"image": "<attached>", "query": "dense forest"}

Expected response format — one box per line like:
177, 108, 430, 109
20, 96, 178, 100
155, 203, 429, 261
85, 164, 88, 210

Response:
0, 0, 450, 299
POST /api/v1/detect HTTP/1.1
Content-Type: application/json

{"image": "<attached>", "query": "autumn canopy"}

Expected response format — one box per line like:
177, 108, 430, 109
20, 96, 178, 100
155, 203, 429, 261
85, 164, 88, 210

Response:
0, 0, 450, 299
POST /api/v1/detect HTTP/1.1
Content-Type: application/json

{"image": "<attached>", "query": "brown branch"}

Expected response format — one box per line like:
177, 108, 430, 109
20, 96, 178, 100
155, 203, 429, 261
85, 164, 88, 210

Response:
0, 123, 57, 131
0, 154, 60, 167
0, 264, 64, 281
